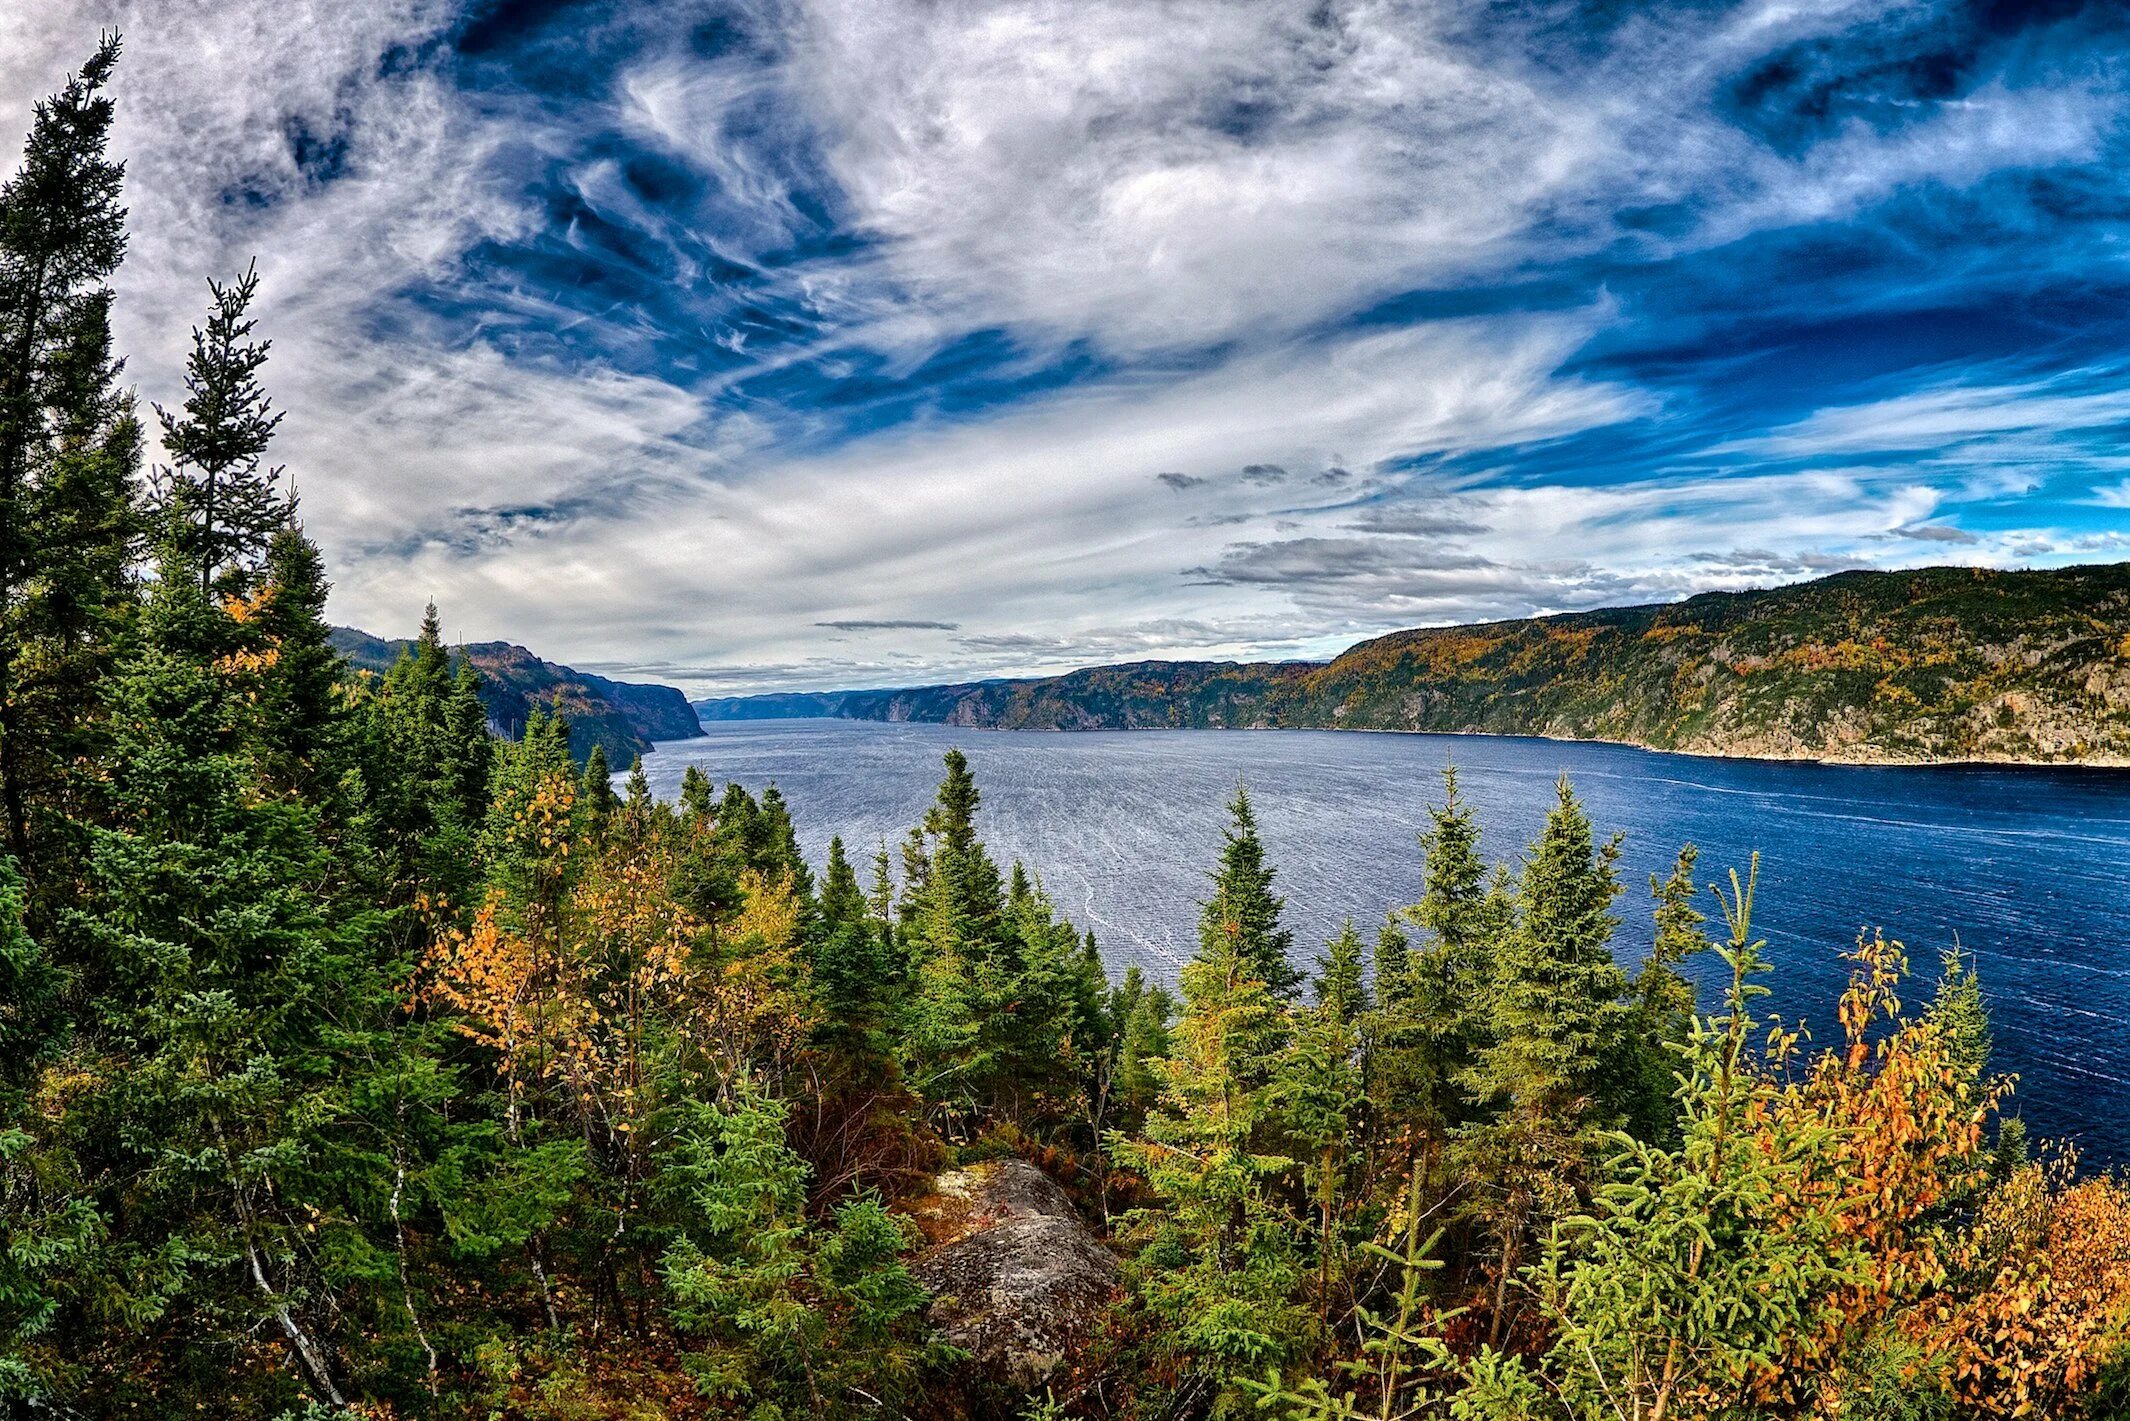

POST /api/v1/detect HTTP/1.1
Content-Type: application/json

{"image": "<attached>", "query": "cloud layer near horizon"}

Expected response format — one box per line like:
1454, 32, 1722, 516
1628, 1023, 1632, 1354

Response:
5, 0, 2129, 692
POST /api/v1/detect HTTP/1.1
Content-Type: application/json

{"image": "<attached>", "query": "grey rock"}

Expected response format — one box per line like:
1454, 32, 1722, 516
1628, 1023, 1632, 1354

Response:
911, 1160, 1119, 1392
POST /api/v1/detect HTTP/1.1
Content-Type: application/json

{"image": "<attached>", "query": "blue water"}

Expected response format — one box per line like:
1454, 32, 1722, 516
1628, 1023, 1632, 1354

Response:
639, 720, 2130, 1164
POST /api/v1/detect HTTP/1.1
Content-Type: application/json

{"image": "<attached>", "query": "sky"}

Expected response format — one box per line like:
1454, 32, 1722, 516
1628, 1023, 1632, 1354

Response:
4, 0, 2129, 695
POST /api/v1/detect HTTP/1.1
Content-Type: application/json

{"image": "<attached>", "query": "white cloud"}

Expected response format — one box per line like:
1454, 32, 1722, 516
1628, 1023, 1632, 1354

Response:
4, 0, 2122, 694
1728, 372, 2130, 458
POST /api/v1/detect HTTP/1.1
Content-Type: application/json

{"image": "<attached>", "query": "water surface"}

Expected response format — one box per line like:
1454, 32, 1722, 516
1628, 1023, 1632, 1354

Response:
640, 720, 2130, 1162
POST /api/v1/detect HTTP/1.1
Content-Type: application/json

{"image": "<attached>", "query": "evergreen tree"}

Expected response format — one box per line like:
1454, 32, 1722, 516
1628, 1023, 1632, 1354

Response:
251, 520, 349, 805
1413, 765, 1488, 956
55, 509, 367, 1405
678, 763, 714, 823
809, 834, 906, 1054
1115, 855, 1310, 1413
1201, 782, 1300, 1001
1275, 922, 1370, 1315
1625, 843, 1707, 1142
152, 261, 283, 597
1462, 778, 1629, 1128
1369, 770, 1506, 1179
1928, 946, 1994, 1096
366, 604, 492, 910
759, 782, 814, 899
580, 743, 616, 829
820, 834, 867, 929
1456, 778, 1630, 1341
901, 753, 1009, 1128
657, 1078, 943, 1414
1099, 963, 1175, 1137
0, 34, 140, 872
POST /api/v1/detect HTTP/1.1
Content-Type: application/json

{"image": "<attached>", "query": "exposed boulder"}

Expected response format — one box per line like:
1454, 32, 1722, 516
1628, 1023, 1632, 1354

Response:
910, 1159, 1119, 1394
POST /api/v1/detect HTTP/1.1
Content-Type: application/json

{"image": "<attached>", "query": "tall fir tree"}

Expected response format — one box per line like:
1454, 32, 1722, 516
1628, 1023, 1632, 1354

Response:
0, 34, 140, 875
1625, 843, 1707, 1142
1200, 782, 1301, 1001
152, 261, 283, 597
1116, 824, 1310, 1412
1370, 768, 1506, 1177
1274, 922, 1370, 1316
1456, 778, 1631, 1342
251, 521, 349, 806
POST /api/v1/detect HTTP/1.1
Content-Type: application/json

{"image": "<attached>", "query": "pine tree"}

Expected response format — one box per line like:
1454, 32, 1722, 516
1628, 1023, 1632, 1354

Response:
0, 34, 140, 872
1201, 782, 1300, 1001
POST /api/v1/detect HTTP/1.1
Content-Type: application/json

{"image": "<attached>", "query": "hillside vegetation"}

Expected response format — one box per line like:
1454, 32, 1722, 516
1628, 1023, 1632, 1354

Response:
333, 625, 702, 765
700, 564, 2130, 764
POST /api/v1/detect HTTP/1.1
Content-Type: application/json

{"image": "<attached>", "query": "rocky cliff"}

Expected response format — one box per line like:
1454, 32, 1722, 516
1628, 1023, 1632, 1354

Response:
330, 627, 703, 766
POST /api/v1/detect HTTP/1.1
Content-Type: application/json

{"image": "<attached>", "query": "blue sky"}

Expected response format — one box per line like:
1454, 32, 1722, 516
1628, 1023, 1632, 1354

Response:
6, 0, 2130, 692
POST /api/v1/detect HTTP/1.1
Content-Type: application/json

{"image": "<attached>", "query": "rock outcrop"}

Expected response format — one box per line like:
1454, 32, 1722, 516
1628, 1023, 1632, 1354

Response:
910, 1160, 1118, 1394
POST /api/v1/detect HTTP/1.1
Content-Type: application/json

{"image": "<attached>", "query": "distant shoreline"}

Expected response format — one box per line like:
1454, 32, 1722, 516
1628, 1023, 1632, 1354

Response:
673, 715, 2130, 774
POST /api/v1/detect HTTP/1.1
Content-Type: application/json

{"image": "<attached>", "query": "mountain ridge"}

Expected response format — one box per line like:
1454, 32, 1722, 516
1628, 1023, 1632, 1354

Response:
331, 627, 703, 766
695, 563, 2130, 765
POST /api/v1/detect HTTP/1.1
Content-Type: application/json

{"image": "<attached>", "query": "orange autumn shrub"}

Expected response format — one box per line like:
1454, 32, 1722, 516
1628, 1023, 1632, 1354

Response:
1922, 1161, 2130, 1415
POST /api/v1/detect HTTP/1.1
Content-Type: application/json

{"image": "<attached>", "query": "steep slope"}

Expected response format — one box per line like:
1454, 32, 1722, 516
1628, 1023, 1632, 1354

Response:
331, 628, 703, 766
695, 563, 2130, 765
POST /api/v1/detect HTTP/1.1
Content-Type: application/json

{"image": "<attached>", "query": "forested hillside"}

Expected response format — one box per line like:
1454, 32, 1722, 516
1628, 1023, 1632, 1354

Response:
8, 38, 2130, 1421
701, 563, 2130, 764
332, 625, 702, 766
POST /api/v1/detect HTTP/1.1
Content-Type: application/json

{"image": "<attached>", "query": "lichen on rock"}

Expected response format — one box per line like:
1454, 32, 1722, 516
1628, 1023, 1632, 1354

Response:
909, 1159, 1120, 1394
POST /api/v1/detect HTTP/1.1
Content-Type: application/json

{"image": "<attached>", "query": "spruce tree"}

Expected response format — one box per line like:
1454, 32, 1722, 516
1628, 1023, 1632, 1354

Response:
807, 834, 907, 1058
1200, 782, 1300, 1000
1413, 765, 1488, 954
1370, 769, 1504, 1174
153, 261, 284, 597
1456, 777, 1630, 1342
61, 464, 366, 1406
1115, 837, 1309, 1408
1626, 843, 1706, 1142
1463, 777, 1628, 1128
580, 744, 616, 829
252, 520, 348, 803
0, 35, 140, 871
1275, 922, 1369, 1314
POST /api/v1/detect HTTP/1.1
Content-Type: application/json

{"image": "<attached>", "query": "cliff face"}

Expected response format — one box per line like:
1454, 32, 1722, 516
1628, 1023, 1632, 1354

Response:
330, 628, 703, 766
695, 564, 2130, 765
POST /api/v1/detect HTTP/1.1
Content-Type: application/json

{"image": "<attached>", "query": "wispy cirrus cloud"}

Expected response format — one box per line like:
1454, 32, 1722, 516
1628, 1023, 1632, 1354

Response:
4, 0, 2128, 692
